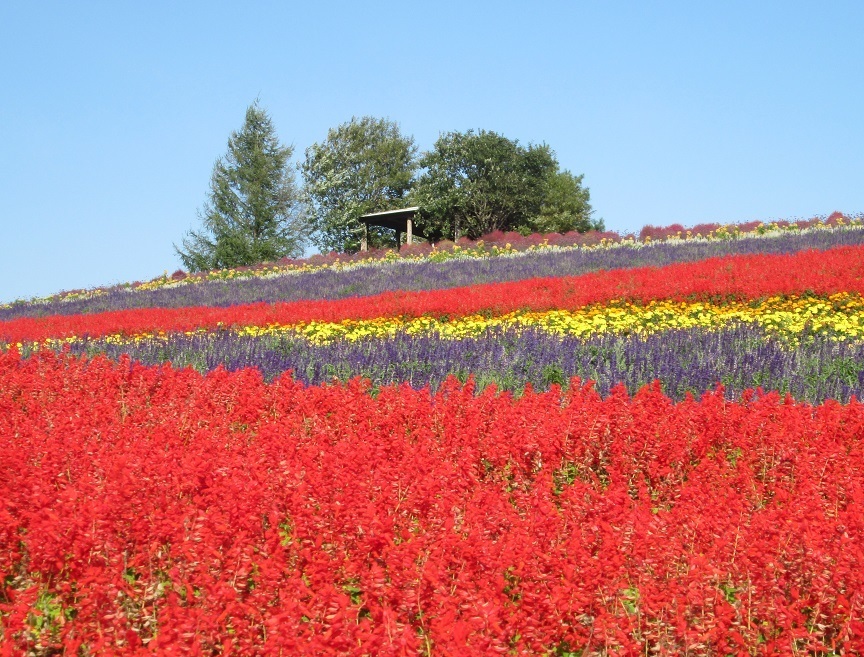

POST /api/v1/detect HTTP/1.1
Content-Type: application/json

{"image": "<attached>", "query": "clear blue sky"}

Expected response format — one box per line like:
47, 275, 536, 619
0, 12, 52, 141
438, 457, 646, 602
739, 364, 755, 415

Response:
2, 1, 862, 303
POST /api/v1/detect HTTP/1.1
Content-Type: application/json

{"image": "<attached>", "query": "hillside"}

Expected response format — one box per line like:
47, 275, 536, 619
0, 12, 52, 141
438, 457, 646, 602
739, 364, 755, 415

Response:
2, 216, 864, 654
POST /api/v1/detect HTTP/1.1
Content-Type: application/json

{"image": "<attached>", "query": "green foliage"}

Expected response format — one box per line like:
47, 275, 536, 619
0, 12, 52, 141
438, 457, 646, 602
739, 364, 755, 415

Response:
176, 101, 306, 272
410, 130, 597, 241
180, 110, 596, 262
300, 116, 418, 253
411, 130, 558, 241
534, 170, 603, 234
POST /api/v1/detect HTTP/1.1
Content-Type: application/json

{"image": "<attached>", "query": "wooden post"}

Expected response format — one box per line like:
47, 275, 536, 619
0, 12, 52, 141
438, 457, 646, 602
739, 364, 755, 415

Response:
395, 230, 402, 249
406, 218, 413, 245
361, 222, 368, 252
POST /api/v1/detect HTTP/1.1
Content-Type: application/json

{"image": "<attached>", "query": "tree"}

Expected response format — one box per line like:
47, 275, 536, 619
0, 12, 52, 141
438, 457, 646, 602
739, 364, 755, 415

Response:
176, 102, 306, 272
301, 116, 418, 253
534, 170, 602, 234
411, 130, 558, 241
411, 129, 599, 240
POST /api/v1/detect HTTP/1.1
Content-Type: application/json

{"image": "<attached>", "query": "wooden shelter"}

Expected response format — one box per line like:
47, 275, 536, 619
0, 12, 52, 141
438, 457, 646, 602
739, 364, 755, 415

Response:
359, 207, 423, 251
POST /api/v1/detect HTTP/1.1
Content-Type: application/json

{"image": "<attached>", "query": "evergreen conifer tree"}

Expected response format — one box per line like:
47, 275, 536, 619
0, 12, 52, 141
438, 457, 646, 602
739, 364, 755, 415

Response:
176, 102, 306, 271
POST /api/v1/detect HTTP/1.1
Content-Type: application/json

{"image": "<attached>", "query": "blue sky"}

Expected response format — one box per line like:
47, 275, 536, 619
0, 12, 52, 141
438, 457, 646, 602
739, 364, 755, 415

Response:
1, 1, 862, 303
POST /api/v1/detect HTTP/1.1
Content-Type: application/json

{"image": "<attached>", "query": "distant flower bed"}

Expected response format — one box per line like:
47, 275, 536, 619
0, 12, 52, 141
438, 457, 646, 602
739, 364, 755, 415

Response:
5, 242, 864, 344
3, 212, 859, 311
3, 215, 864, 321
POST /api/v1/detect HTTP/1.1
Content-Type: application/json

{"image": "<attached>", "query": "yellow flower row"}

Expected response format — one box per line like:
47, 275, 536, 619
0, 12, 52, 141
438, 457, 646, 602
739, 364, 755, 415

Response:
240, 292, 864, 344
33, 292, 864, 351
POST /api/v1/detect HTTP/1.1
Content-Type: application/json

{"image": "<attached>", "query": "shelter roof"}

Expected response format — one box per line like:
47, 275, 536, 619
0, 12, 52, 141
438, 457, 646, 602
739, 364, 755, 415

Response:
359, 207, 423, 236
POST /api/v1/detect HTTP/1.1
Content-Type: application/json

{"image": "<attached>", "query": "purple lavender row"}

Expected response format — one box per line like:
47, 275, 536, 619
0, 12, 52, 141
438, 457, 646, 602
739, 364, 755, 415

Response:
63, 324, 864, 404
6, 227, 864, 321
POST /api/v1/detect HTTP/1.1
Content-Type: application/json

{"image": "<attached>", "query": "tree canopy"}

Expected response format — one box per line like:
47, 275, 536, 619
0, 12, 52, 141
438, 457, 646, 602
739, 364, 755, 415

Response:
179, 112, 599, 266
535, 170, 602, 234
300, 116, 418, 253
411, 130, 599, 240
176, 102, 306, 272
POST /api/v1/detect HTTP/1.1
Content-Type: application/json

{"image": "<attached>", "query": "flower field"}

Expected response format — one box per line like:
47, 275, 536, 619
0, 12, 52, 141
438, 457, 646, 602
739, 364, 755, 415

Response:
3, 216, 862, 321
2, 221, 864, 654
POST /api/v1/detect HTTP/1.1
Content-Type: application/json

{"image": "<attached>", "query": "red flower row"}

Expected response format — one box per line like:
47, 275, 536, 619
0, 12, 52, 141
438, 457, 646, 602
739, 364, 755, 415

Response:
3, 245, 864, 343
1, 350, 862, 654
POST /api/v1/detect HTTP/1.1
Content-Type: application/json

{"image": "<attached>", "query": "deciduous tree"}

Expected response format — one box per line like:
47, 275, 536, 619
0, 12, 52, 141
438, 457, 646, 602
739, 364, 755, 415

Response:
300, 116, 418, 252
412, 130, 599, 240
411, 130, 555, 240
534, 170, 602, 234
